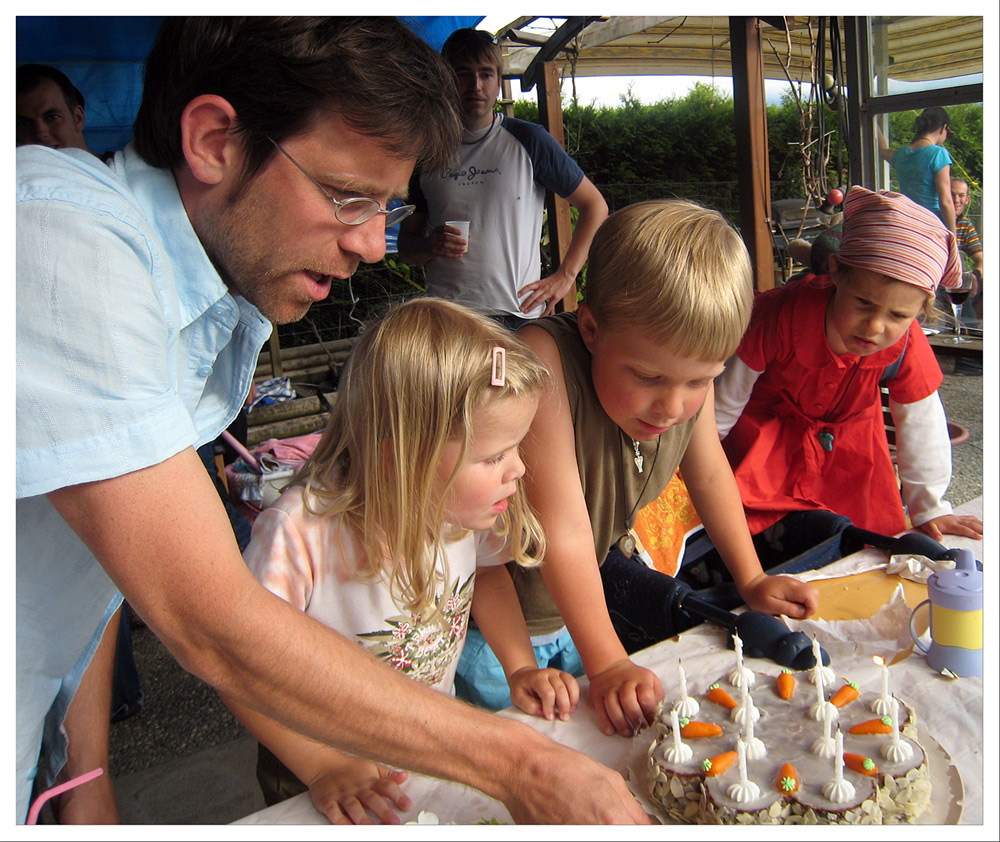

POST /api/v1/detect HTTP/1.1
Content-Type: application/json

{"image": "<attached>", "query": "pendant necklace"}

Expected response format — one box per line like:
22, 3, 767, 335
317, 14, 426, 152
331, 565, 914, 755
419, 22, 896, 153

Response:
461, 112, 497, 146
618, 433, 661, 556
632, 438, 644, 473
818, 357, 863, 452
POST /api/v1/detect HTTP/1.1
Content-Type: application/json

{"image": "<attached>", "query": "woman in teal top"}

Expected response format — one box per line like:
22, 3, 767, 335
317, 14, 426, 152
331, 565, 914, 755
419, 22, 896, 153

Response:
878, 106, 956, 234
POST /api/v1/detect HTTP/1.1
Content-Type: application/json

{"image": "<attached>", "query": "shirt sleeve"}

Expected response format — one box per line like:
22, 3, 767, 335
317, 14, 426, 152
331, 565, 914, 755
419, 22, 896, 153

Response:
16, 195, 198, 497
503, 118, 585, 198
243, 504, 316, 612
715, 356, 763, 439
885, 322, 943, 405
890, 392, 954, 526
931, 145, 953, 173
734, 288, 782, 372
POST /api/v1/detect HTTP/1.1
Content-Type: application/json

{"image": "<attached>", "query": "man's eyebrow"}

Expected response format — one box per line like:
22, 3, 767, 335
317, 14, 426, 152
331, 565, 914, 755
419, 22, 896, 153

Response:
322, 172, 410, 202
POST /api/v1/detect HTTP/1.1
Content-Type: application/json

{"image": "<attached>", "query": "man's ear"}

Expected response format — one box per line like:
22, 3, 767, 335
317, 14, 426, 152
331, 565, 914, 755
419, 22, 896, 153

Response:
577, 302, 600, 352
180, 94, 240, 186
72, 105, 86, 133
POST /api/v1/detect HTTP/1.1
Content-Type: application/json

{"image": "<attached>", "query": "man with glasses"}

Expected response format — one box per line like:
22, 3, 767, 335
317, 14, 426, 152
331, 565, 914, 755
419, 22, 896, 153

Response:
398, 28, 608, 331
17, 17, 649, 825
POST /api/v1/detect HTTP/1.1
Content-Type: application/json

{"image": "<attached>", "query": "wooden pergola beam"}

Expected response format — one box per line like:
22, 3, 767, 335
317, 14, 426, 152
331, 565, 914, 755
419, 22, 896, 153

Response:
729, 16, 775, 290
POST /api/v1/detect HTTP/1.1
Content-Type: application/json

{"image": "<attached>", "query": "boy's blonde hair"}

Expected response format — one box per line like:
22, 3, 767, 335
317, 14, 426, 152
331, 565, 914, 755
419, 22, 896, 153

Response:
297, 298, 549, 622
584, 200, 753, 361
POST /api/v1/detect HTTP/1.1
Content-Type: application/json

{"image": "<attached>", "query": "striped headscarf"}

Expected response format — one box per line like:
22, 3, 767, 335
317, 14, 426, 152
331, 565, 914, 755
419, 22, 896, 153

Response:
837, 187, 961, 291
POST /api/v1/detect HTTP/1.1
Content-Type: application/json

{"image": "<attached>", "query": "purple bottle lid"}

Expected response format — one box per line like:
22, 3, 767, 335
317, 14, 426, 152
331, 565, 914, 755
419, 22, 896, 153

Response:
927, 549, 982, 612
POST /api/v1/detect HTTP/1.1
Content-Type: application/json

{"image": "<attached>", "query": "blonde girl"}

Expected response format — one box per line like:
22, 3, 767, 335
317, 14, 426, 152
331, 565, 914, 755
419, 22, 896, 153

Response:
225, 298, 578, 824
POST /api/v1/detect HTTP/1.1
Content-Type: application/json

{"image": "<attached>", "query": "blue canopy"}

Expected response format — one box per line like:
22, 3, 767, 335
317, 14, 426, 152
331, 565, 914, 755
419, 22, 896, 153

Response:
16, 15, 482, 154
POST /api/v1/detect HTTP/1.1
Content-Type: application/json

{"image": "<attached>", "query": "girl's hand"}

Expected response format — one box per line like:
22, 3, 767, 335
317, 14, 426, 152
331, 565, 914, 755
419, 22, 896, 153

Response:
307, 760, 412, 825
740, 573, 819, 620
918, 514, 983, 543
508, 666, 581, 721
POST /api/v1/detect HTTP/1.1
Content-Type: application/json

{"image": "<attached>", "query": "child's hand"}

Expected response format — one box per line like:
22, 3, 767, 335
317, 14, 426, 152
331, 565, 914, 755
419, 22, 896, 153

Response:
740, 573, 819, 620
588, 659, 664, 737
918, 514, 983, 543
307, 759, 412, 825
508, 666, 580, 721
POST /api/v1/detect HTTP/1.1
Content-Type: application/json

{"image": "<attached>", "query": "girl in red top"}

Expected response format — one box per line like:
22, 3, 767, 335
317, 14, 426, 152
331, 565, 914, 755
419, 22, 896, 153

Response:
715, 187, 982, 547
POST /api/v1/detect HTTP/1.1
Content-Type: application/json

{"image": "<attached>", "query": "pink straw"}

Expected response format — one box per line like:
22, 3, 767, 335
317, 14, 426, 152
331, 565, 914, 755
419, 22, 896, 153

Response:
26, 767, 104, 825
221, 429, 260, 473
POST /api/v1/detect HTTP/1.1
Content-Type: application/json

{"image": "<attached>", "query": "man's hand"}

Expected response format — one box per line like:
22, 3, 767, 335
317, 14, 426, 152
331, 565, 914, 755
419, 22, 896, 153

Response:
427, 224, 468, 260
508, 666, 580, 722
307, 759, 412, 825
503, 739, 653, 824
587, 659, 664, 738
739, 573, 819, 620
918, 513, 983, 543
517, 267, 576, 316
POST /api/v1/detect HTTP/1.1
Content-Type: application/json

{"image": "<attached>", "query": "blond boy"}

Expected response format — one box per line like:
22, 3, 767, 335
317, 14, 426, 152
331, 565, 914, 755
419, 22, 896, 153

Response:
502, 201, 818, 735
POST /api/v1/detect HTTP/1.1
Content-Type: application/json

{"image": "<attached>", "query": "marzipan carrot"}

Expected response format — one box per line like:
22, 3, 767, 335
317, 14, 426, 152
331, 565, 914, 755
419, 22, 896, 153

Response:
679, 718, 724, 738
776, 669, 796, 700
848, 716, 893, 735
830, 681, 860, 708
776, 763, 800, 793
706, 682, 738, 710
843, 753, 879, 776
702, 751, 737, 777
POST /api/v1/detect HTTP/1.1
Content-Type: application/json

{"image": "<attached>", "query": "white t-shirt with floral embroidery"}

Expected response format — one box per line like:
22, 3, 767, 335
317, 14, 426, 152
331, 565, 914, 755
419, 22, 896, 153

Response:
243, 485, 510, 694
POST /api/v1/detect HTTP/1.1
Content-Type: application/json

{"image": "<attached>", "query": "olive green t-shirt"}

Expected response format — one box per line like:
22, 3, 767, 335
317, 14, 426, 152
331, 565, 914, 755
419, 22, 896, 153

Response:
510, 312, 700, 636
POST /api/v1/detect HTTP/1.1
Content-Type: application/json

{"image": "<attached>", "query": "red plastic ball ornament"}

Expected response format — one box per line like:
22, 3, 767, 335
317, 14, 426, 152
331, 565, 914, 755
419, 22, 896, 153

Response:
826, 188, 844, 206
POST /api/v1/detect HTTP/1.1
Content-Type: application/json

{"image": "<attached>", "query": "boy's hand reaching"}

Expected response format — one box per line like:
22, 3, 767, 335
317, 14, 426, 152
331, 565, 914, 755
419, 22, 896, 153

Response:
307, 758, 412, 825
509, 666, 580, 721
740, 573, 819, 620
588, 659, 664, 737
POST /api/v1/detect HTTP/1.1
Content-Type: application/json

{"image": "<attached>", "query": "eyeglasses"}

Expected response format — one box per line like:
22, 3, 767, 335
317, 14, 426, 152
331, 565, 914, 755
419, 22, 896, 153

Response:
267, 137, 415, 227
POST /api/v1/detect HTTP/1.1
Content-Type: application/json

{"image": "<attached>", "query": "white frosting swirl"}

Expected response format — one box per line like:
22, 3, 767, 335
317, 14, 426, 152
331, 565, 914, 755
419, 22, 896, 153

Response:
882, 739, 914, 763
731, 702, 761, 726
727, 780, 761, 803
809, 664, 837, 685
871, 695, 895, 716
664, 743, 693, 763
729, 667, 756, 689
823, 778, 856, 803
743, 736, 767, 759
811, 735, 837, 757
675, 695, 700, 718
809, 700, 839, 721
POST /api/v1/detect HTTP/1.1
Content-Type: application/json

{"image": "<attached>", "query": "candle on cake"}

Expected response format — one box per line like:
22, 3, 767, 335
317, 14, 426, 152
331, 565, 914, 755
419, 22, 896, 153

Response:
871, 655, 894, 715
809, 659, 837, 722
743, 706, 766, 759
676, 662, 699, 718
727, 738, 761, 803
822, 729, 856, 803
812, 702, 837, 757
665, 706, 693, 763
809, 636, 836, 685
733, 675, 760, 726
882, 696, 913, 762
729, 631, 755, 689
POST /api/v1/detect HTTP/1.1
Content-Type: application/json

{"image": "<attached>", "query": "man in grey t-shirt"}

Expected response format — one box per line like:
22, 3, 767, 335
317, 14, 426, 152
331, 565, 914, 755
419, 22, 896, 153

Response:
398, 28, 607, 330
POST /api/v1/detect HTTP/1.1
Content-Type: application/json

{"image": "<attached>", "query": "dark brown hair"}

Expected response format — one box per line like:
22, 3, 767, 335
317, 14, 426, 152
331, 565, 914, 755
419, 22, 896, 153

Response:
441, 28, 504, 77
16, 63, 85, 111
134, 17, 462, 185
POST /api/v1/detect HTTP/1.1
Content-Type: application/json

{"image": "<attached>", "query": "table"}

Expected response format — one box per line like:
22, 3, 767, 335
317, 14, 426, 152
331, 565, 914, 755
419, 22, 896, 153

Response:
926, 331, 983, 359
236, 499, 984, 826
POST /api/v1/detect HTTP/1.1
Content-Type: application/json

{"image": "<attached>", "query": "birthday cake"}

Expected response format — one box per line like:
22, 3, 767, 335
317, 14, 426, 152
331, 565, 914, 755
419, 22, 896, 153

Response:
643, 659, 931, 825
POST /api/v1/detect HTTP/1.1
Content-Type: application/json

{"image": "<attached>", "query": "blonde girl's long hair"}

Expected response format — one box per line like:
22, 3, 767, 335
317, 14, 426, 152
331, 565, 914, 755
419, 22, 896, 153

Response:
296, 297, 550, 622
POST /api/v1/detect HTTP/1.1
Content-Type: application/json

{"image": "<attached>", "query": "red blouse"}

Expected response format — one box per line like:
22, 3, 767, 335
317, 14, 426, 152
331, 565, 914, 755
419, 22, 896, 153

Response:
724, 277, 942, 535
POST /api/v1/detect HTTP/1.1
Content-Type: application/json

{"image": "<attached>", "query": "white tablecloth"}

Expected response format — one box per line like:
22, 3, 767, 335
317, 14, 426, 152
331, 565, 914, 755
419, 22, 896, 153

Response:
236, 499, 985, 826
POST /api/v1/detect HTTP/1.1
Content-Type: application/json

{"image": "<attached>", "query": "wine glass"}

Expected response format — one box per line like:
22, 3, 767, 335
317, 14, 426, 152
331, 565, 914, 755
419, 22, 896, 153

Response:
944, 274, 975, 344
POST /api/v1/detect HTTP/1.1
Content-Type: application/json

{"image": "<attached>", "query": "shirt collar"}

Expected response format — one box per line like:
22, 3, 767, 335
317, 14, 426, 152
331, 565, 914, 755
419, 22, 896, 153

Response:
118, 144, 253, 330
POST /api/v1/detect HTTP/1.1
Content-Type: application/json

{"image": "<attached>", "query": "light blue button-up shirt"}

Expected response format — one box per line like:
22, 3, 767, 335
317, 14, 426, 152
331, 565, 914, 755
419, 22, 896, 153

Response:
15, 144, 273, 820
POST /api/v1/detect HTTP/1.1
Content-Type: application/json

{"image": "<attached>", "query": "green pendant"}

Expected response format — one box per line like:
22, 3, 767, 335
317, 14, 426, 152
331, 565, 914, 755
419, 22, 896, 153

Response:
818, 429, 835, 451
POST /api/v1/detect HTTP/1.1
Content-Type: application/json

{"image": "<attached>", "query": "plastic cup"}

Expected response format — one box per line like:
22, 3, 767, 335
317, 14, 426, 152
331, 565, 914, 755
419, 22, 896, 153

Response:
445, 220, 470, 253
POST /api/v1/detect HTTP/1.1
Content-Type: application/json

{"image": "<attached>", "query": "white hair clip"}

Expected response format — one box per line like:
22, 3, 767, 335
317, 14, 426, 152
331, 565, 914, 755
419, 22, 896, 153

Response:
490, 346, 506, 386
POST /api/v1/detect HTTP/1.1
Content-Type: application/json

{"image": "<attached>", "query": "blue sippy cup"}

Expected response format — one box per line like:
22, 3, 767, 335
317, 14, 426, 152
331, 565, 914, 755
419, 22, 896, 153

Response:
909, 548, 982, 676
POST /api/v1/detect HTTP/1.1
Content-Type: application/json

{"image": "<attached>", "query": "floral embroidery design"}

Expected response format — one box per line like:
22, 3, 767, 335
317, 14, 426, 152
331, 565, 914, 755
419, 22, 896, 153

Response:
357, 573, 475, 687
